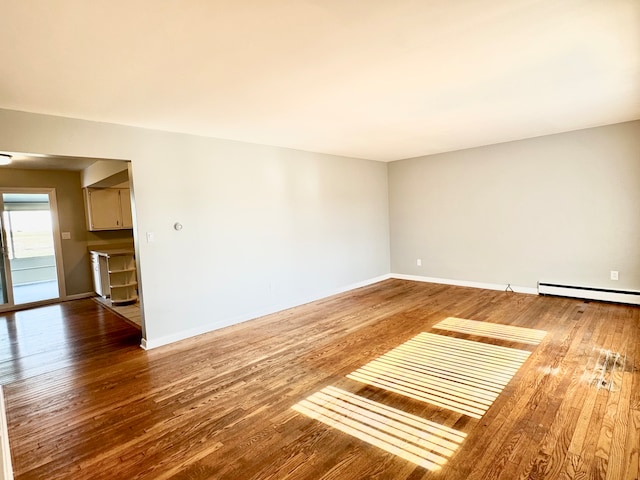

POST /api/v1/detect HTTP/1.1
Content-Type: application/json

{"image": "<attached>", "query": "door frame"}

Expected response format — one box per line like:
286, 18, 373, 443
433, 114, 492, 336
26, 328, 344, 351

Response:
0, 187, 66, 312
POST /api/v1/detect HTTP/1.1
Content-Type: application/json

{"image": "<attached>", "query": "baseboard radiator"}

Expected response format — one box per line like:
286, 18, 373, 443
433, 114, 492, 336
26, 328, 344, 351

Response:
538, 282, 640, 305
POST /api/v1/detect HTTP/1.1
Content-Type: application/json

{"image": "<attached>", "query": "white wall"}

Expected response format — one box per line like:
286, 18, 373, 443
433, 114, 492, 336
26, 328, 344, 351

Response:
0, 109, 390, 347
389, 120, 640, 292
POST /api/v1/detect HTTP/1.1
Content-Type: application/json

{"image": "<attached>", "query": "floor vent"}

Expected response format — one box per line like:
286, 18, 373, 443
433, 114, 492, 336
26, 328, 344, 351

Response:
538, 282, 640, 305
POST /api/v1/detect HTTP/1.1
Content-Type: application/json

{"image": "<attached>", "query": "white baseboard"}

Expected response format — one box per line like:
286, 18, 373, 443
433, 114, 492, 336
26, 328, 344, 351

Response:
390, 273, 538, 295
0, 387, 13, 480
64, 292, 96, 301
141, 274, 393, 350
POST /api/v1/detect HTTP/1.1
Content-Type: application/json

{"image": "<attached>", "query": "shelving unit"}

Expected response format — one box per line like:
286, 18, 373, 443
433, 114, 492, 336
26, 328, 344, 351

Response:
90, 249, 138, 305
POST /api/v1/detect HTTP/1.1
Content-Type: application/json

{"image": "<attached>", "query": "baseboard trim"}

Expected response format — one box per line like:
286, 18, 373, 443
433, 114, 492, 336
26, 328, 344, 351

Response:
64, 292, 95, 301
0, 387, 14, 480
142, 274, 393, 350
390, 273, 538, 295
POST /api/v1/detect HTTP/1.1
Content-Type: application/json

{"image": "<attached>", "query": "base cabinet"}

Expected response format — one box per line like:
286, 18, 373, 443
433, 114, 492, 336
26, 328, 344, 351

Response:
91, 253, 109, 297
91, 250, 138, 305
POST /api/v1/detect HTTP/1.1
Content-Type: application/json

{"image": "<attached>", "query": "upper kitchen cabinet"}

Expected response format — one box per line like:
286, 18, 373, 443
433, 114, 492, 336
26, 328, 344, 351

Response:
84, 187, 133, 231
81, 160, 134, 231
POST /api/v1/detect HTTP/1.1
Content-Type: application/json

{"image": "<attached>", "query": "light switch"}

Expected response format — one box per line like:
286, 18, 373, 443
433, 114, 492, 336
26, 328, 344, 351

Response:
146, 232, 155, 243
61, 232, 71, 240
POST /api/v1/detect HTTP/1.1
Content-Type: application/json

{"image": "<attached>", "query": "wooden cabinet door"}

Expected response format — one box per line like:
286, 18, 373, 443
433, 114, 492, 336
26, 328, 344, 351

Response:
87, 189, 121, 230
119, 189, 133, 228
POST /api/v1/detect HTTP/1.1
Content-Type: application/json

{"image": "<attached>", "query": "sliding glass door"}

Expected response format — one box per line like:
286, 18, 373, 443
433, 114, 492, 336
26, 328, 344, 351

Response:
0, 223, 9, 305
0, 189, 63, 309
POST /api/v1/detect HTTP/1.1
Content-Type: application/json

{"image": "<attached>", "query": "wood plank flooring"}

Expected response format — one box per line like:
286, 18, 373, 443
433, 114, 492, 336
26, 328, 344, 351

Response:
92, 297, 142, 328
1, 279, 638, 479
0, 299, 141, 385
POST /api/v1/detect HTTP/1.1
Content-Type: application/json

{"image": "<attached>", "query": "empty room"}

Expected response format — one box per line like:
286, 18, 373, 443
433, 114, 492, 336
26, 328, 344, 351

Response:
0, 1, 638, 479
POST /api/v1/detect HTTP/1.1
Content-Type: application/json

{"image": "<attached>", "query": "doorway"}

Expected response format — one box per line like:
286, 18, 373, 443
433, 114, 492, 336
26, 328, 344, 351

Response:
0, 189, 65, 310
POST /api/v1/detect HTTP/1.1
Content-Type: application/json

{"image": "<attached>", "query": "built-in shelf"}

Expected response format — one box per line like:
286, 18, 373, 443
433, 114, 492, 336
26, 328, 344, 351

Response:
109, 268, 136, 274
91, 249, 138, 305
111, 296, 138, 305
111, 282, 138, 288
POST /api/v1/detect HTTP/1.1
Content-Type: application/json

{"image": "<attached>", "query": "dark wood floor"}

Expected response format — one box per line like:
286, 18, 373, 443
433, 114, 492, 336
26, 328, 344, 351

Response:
1, 279, 638, 479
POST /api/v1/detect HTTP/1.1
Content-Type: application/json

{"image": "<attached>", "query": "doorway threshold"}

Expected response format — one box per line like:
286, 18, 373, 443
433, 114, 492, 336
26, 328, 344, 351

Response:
92, 296, 141, 329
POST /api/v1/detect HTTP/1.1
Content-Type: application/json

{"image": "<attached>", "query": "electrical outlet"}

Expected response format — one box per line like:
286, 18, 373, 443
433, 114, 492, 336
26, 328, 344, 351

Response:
416, 258, 422, 266
610, 271, 619, 281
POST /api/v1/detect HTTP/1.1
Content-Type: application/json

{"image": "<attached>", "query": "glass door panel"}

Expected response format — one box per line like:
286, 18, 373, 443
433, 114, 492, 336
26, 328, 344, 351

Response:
1, 193, 60, 305
0, 216, 9, 305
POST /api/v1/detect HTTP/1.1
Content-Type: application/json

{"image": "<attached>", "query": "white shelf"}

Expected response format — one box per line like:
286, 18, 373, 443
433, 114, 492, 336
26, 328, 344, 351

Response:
108, 268, 136, 274
111, 296, 138, 305
110, 282, 138, 289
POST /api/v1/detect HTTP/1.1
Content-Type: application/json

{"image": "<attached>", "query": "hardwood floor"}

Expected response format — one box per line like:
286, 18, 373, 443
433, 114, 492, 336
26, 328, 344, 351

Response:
1, 279, 638, 479
92, 296, 143, 328
0, 299, 141, 385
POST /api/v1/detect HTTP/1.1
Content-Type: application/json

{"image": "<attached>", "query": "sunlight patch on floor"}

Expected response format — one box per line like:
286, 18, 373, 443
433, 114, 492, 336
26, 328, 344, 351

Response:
432, 317, 546, 345
292, 385, 466, 471
347, 332, 531, 418
292, 326, 542, 469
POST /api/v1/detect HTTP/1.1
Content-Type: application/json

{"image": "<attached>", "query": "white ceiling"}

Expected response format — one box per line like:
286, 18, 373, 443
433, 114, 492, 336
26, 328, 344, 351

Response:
0, 0, 638, 162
